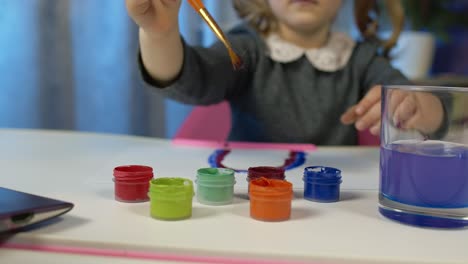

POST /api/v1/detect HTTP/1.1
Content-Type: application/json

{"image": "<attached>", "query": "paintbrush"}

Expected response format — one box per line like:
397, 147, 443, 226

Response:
187, 0, 243, 70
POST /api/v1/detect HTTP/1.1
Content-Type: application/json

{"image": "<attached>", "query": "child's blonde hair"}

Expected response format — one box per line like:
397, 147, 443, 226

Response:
232, 0, 404, 55
232, 0, 277, 35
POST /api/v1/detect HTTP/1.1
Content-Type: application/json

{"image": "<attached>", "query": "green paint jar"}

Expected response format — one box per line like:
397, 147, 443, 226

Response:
196, 168, 236, 205
148, 178, 194, 220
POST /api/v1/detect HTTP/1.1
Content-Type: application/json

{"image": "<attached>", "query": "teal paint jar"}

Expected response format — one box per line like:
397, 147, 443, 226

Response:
196, 168, 236, 205
148, 178, 194, 220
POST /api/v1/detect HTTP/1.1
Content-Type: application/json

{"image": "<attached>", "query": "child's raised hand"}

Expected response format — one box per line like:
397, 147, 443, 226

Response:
341, 86, 445, 136
125, 0, 181, 38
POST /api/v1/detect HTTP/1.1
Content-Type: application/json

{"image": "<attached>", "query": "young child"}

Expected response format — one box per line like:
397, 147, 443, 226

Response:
126, 0, 446, 145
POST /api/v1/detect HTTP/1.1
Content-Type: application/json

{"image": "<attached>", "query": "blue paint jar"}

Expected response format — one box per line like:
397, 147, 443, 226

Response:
303, 166, 342, 202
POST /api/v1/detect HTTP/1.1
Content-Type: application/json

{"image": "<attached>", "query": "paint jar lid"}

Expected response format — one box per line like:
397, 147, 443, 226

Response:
248, 166, 285, 180
250, 178, 292, 199
149, 178, 194, 200
303, 166, 341, 183
197, 168, 234, 181
113, 165, 153, 182
196, 168, 236, 187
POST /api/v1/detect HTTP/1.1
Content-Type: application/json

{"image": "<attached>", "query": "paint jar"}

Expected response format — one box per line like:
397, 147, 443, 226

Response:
148, 178, 194, 220
196, 168, 236, 205
247, 166, 285, 194
303, 166, 342, 203
250, 178, 293, 221
113, 165, 153, 203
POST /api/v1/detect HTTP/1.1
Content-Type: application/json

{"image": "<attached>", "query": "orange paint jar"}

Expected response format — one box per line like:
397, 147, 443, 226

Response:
249, 178, 293, 222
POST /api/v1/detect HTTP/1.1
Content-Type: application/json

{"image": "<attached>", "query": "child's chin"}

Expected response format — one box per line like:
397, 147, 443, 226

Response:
290, 19, 323, 32
290, 0, 319, 5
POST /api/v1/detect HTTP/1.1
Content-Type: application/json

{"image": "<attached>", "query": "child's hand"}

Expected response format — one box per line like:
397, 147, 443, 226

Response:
125, 0, 181, 38
341, 86, 382, 136
386, 90, 444, 135
341, 86, 445, 136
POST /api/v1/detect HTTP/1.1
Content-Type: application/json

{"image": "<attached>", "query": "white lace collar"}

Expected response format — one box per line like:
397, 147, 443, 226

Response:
265, 32, 356, 72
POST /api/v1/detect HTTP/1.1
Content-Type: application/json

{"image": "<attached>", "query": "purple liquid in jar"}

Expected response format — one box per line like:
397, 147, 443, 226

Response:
380, 140, 468, 208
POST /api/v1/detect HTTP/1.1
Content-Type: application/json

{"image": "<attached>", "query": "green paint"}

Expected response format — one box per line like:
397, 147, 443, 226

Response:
149, 178, 194, 220
196, 168, 236, 205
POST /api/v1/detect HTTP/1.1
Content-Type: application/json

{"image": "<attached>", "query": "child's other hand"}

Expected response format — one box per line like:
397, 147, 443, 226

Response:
125, 0, 181, 38
341, 86, 445, 136
341, 86, 382, 136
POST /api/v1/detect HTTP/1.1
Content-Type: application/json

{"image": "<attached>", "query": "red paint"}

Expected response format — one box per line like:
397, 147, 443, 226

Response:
247, 166, 286, 193
248, 166, 285, 180
113, 165, 153, 203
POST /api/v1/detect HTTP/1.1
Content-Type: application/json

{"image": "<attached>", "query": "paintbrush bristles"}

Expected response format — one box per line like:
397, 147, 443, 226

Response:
187, 0, 204, 10
228, 49, 243, 70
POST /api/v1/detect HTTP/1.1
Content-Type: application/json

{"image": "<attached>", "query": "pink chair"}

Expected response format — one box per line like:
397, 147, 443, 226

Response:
174, 101, 232, 142
173, 101, 380, 146
357, 129, 380, 146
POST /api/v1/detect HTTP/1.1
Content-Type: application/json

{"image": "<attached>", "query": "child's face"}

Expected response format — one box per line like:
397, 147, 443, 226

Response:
267, 0, 342, 34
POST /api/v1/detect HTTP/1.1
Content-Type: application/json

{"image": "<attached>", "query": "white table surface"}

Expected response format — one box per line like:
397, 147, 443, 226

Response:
0, 129, 467, 264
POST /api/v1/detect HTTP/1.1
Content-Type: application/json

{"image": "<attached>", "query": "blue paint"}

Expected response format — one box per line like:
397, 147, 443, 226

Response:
208, 149, 307, 173
303, 166, 342, 203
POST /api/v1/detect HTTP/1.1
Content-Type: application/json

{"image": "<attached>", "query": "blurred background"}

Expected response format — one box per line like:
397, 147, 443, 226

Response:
0, 0, 467, 139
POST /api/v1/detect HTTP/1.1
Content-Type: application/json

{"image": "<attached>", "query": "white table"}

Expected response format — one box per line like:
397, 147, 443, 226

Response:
0, 129, 467, 264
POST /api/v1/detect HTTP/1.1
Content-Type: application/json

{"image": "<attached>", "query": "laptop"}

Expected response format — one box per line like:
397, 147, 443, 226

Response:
0, 187, 74, 233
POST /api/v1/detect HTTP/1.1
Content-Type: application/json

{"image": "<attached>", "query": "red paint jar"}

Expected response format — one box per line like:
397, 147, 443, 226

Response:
250, 178, 293, 222
113, 165, 153, 203
247, 166, 285, 194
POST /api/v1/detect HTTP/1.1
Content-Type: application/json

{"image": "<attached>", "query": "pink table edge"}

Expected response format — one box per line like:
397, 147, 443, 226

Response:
1, 242, 317, 264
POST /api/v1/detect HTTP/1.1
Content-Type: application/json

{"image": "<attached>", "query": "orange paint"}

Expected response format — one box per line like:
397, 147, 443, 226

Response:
249, 178, 293, 222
